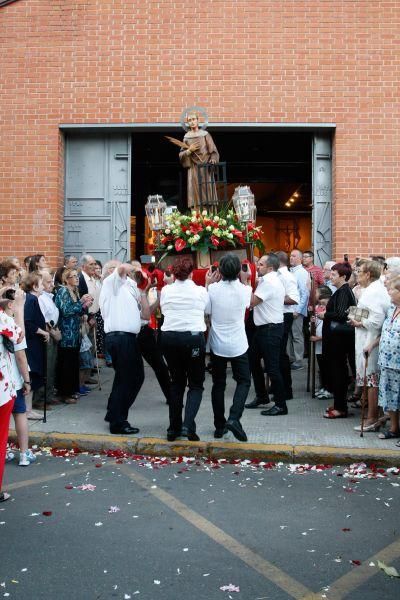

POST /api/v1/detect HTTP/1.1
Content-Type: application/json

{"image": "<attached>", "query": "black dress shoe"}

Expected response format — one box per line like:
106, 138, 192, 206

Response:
167, 430, 181, 441
214, 427, 226, 439
225, 420, 248, 442
104, 413, 111, 422
260, 406, 288, 416
110, 425, 140, 434
245, 398, 269, 409
180, 427, 200, 441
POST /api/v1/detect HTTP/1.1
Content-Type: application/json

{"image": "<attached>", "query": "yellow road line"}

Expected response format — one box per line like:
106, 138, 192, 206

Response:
5, 463, 108, 492
119, 464, 313, 599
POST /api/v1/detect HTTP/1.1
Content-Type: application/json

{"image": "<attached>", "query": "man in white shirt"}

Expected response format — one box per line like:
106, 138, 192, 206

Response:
205, 254, 252, 441
99, 263, 151, 434
288, 249, 310, 370
246, 253, 288, 416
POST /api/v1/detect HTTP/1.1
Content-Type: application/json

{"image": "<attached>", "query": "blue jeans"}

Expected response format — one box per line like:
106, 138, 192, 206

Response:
211, 351, 251, 429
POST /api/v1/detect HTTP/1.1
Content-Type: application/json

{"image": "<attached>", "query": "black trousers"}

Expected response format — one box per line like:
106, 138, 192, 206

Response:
250, 323, 286, 410
161, 331, 206, 434
105, 332, 144, 428
57, 346, 79, 396
211, 351, 251, 429
328, 330, 355, 413
138, 325, 171, 403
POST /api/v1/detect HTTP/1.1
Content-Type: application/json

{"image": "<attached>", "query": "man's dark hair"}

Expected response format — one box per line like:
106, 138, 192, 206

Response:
266, 253, 280, 272
317, 285, 332, 300
304, 250, 314, 259
219, 254, 241, 281
275, 251, 288, 266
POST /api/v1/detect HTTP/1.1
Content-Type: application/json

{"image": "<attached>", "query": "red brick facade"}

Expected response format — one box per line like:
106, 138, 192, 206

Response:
0, 1, 399, 264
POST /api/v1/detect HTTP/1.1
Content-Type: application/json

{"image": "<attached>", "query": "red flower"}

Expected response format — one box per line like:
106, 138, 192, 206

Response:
0, 371, 3, 381
181, 225, 189, 232
189, 223, 203, 234
1, 329, 14, 339
148, 243, 154, 252
175, 238, 187, 252
210, 235, 220, 248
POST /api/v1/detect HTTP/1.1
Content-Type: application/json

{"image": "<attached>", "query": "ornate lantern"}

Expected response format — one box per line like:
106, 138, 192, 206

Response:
145, 195, 167, 231
232, 185, 256, 223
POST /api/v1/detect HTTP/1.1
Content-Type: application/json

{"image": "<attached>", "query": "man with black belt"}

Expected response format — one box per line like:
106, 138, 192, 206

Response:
246, 253, 288, 416
99, 263, 151, 434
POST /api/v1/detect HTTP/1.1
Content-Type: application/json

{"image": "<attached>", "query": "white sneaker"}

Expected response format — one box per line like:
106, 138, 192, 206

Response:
19, 449, 37, 467
319, 390, 333, 399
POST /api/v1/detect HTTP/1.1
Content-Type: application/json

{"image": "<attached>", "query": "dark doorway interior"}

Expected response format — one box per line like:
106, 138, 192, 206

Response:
131, 131, 312, 258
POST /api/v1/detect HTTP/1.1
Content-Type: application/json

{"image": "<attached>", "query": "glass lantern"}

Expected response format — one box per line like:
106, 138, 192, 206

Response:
145, 194, 167, 231
232, 185, 256, 223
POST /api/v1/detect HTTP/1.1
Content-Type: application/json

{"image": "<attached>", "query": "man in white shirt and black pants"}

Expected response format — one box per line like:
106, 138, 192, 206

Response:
206, 254, 252, 441
246, 253, 288, 416
99, 263, 151, 434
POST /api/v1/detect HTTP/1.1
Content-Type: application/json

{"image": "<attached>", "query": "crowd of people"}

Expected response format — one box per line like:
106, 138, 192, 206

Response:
1, 249, 400, 502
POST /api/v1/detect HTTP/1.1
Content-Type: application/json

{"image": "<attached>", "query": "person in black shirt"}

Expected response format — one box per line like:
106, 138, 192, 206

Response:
322, 262, 356, 418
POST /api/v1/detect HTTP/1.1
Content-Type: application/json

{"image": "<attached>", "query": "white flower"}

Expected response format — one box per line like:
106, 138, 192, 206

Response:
213, 228, 221, 237
229, 225, 235, 231
164, 228, 170, 234
220, 219, 227, 226
188, 237, 195, 244
167, 245, 173, 250
191, 216, 197, 222
206, 226, 212, 232
193, 234, 200, 242
202, 210, 208, 216
214, 216, 220, 222
192, 210, 197, 216
228, 233, 234, 239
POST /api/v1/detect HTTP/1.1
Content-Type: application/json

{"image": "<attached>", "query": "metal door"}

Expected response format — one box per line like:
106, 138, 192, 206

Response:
64, 134, 131, 263
312, 133, 333, 266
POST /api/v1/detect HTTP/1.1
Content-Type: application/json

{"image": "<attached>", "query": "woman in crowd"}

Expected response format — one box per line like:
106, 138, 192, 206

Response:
322, 262, 356, 419
0, 289, 24, 501
160, 257, 209, 441
35, 270, 61, 408
93, 260, 105, 357
0, 260, 19, 290
28, 254, 48, 274
369, 276, 400, 443
55, 268, 93, 403
20, 273, 49, 420
348, 261, 390, 432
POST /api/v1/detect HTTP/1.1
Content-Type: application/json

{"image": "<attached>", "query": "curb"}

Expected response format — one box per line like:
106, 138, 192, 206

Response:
9, 430, 400, 467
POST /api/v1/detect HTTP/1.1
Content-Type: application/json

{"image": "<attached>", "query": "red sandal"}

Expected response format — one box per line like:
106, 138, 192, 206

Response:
323, 409, 348, 419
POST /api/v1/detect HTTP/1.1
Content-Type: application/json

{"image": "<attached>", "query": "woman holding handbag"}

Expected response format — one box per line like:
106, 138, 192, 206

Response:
322, 262, 356, 419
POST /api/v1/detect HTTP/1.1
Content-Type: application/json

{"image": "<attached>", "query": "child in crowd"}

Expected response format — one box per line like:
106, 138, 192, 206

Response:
310, 285, 333, 399
2, 289, 36, 467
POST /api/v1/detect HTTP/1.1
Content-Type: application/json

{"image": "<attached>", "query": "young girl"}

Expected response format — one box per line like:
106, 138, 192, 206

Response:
310, 285, 332, 399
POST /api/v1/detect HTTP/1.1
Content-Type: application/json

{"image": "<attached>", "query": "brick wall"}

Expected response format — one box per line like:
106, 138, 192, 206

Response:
0, 0, 399, 265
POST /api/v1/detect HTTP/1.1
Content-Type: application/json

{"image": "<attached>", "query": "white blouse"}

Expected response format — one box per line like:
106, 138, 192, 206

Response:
161, 279, 209, 332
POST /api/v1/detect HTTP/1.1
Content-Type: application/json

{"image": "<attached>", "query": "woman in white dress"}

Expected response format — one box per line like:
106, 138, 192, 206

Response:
348, 260, 390, 431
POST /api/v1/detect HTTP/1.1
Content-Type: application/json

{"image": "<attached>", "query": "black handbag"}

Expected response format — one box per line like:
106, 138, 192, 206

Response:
1, 333, 14, 353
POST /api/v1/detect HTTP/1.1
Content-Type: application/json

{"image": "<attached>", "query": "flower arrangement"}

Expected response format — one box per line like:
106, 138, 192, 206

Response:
156, 209, 264, 254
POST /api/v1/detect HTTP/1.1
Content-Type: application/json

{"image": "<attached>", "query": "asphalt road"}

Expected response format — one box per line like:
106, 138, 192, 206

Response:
1, 450, 400, 600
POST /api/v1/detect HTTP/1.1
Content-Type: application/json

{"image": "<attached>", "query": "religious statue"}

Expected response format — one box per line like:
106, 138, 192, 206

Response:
166, 108, 220, 209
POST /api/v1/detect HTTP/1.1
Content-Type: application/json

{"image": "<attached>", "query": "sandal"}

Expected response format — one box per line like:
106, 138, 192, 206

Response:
0, 492, 11, 503
378, 430, 400, 440
323, 409, 348, 419
64, 397, 77, 404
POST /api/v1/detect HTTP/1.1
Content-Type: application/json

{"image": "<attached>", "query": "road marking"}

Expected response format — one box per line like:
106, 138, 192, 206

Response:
308, 537, 400, 600
119, 464, 313, 599
5, 464, 106, 491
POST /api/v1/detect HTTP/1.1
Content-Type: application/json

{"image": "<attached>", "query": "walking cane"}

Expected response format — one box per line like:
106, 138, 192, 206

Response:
360, 352, 369, 438
93, 321, 102, 391
307, 273, 316, 394
42, 338, 48, 424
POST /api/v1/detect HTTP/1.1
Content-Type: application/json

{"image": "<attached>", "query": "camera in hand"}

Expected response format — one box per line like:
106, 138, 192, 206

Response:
241, 263, 248, 272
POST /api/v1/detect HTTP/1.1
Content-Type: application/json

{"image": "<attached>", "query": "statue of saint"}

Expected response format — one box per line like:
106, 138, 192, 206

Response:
179, 111, 220, 209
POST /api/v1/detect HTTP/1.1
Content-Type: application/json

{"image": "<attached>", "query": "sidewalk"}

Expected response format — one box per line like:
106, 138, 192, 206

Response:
12, 362, 400, 466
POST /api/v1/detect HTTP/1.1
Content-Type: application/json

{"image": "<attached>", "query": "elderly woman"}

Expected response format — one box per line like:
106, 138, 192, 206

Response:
160, 257, 209, 441
323, 262, 356, 419
371, 276, 400, 443
0, 260, 18, 290
20, 273, 49, 420
55, 268, 93, 403
348, 261, 391, 431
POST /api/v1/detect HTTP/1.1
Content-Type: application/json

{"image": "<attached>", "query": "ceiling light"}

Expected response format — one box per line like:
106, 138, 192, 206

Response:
293, 192, 299, 198
285, 202, 291, 208
289, 198, 295, 203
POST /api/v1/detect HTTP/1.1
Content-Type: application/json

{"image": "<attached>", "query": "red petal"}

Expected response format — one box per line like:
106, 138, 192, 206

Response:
42, 511, 53, 517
